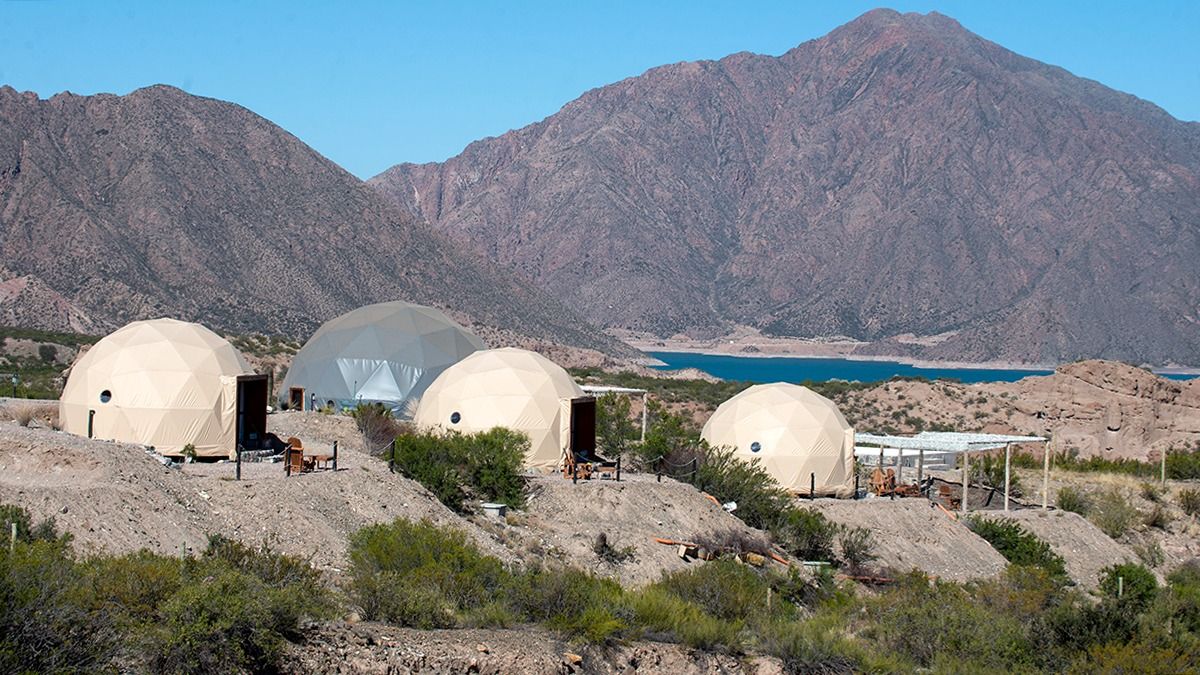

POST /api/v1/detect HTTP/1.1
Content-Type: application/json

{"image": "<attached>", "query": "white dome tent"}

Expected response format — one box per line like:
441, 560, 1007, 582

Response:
281, 301, 484, 416
414, 348, 594, 471
701, 383, 855, 497
59, 318, 267, 458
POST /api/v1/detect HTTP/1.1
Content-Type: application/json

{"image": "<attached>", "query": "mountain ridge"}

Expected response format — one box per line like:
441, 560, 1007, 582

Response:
0, 83, 630, 356
372, 9, 1200, 365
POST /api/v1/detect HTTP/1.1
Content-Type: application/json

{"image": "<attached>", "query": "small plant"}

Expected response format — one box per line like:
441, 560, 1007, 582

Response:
1140, 482, 1166, 503
967, 516, 1067, 580
1143, 503, 1173, 530
181, 443, 197, 462
1133, 540, 1165, 568
837, 526, 877, 574
1176, 488, 1200, 517
351, 402, 405, 454
592, 532, 635, 564
1090, 488, 1138, 539
1098, 562, 1158, 609
1056, 486, 1091, 515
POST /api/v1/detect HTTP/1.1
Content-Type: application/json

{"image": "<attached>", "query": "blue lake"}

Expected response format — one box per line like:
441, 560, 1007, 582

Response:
646, 351, 1198, 384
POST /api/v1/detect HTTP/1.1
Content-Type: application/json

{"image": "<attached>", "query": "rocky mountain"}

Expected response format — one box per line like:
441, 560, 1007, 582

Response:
372, 9, 1200, 366
0, 85, 626, 355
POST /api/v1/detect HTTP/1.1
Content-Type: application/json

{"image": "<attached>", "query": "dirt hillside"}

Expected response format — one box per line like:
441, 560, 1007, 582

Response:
982, 509, 1142, 590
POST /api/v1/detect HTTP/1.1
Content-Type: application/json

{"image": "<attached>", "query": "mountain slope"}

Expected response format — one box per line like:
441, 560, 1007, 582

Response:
0, 84, 624, 354
372, 9, 1200, 365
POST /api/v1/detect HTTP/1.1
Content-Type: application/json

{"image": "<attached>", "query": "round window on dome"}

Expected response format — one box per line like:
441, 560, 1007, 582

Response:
450, 412, 461, 425
99, 390, 112, 404
750, 441, 761, 453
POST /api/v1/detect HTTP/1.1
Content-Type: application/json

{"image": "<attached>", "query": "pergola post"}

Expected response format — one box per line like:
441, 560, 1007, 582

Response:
961, 450, 970, 514
1003, 443, 1012, 512
917, 448, 925, 488
896, 450, 903, 485
640, 392, 648, 443
1042, 435, 1051, 510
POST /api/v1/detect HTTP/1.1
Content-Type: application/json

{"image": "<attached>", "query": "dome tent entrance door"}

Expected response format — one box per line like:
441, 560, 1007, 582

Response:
233, 374, 269, 451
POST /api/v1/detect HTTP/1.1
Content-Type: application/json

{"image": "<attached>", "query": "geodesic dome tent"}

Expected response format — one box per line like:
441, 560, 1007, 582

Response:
60, 318, 260, 458
281, 301, 485, 416
701, 383, 855, 497
414, 348, 588, 471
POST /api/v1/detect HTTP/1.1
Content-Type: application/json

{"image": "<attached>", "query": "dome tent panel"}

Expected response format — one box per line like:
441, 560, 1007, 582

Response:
282, 301, 484, 415
702, 383, 855, 498
59, 318, 256, 457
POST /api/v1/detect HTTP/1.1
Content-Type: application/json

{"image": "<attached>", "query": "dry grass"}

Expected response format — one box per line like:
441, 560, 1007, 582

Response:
6, 401, 58, 429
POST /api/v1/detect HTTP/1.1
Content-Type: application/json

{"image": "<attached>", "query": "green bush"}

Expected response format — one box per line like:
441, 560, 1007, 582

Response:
506, 566, 628, 643
1056, 486, 1092, 515
347, 518, 508, 625
1165, 448, 1200, 480
630, 588, 742, 651
1144, 503, 1174, 530
1065, 641, 1196, 675
388, 429, 527, 512
836, 526, 876, 574
759, 618, 869, 675
652, 560, 768, 623
1099, 562, 1158, 609
865, 572, 1033, 671
1091, 488, 1139, 539
771, 507, 838, 563
972, 453, 1022, 496
0, 503, 67, 545
1140, 482, 1166, 503
595, 392, 639, 458
689, 445, 791, 531
351, 401, 405, 453
967, 517, 1067, 580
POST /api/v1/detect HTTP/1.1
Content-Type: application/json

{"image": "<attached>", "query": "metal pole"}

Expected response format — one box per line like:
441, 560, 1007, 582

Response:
285, 446, 291, 477
810, 472, 815, 500
389, 439, 396, 473
615, 456, 621, 482
640, 393, 648, 443
236, 445, 242, 481
917, 448, 924, 488
87, 410, 95, 439
855, 473, 860, 500
1003, 443, 1011, 512
961, 450, 970, 514
1042, 437, 1051, 510
896, 451, 903, 485
333, 440, 339, 471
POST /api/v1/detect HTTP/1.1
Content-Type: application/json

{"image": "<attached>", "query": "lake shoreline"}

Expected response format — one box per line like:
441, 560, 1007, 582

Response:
626, 340, 1200, 377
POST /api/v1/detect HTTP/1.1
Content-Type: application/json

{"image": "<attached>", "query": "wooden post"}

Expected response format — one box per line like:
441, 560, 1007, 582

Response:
1003, 443, 1011, 512
1042, 436, 1051, 510
896, 451, 903, 485
961, 450, 970, 514
809, 472, 815, 500
615, 456, 621, 482
917, 448, 925, 489
87, 409, 95, 439
333, 440, 339, 471
236, 445, 242, 481
9, 522, 15, 552
640, 393, 648, 443
285, 446, 292, 477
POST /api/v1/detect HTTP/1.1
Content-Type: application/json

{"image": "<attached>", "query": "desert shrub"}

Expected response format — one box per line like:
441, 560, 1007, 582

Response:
1135, 540, 1166, 568
348, 518, 508, 625
591, 532, 635, 564
351, 402, 406, 454
759, 618, 868, 675
630, 588, 741, 651
1099, 562, 1158, 609
967, 517, 1067, 580
1141, 481, 1166, 503
1177, 488, 1200, 517
1166, 448, 1200, 480
37, 344, 57, 363
972, 453, 1022, 496
0, 539, 120, 673
505, 566, 628, 643
772, 507, 838, 563
595, 392, 639, 458
689, 445, 791, 530
977, 565, 1063, 618
865, 572, 1033, 671
1144, 503, 1174, 530
387, 429, 527, 512
200, 535, 332, 627
636, 400, 704, 469
652, 560, 768, 623
691, 528, 773, 558
836, 526, 876, 574
1037, 595, 1141, 661
1065, 641, 1196, 675
1091, 487, 1139, 539
1056, 486, 1092, 515
0, 503, 67, 545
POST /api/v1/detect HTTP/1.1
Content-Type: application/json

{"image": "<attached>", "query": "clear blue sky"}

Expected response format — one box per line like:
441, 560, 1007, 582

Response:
1, 1, 1196, 179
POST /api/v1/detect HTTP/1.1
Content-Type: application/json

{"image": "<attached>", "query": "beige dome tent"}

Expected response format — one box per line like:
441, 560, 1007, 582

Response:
414, 348, 593, 471
701, 383, 855, 497
60, 319, 267, 458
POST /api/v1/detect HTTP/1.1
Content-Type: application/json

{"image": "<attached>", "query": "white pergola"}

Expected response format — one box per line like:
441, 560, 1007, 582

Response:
856, 431, 1048, 513
579, 384, 650, 442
